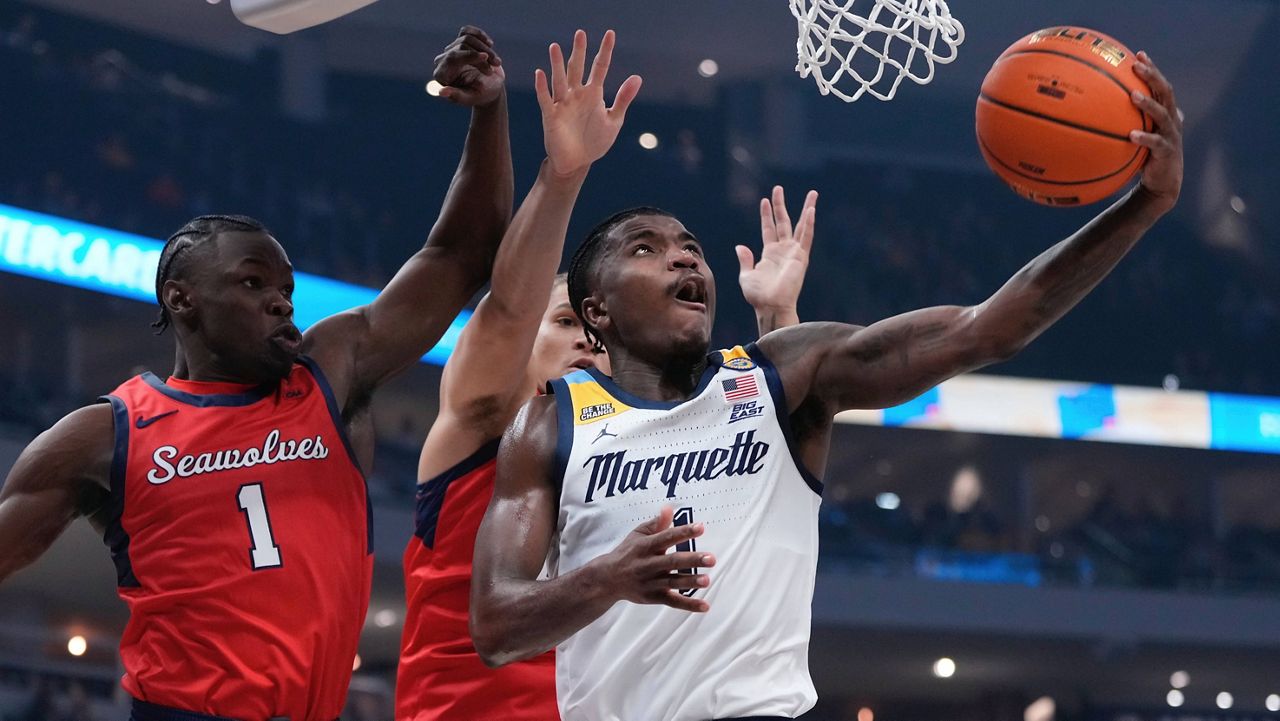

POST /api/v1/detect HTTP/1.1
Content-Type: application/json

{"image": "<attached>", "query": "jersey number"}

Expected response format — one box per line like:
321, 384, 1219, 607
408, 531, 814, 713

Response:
237, 483, 283, 570
673, 507, 698, 597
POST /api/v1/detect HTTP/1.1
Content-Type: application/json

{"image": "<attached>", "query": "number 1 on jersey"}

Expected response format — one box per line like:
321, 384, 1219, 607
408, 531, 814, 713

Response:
673, 507, 698, 597
237, 483, 283, 569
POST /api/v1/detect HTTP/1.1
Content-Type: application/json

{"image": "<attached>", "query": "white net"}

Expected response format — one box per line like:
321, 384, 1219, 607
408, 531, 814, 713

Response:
790, 0, 965, 102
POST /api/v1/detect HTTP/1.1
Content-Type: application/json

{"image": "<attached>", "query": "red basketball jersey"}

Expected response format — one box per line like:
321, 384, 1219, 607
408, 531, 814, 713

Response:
100, 357, 372, 720
396, 439, 559, 721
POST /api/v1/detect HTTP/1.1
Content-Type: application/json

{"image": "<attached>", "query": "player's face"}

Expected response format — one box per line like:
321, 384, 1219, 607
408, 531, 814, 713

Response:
192, 231, 300, 383
528, 282, 607, 387
590, 215, 715, 361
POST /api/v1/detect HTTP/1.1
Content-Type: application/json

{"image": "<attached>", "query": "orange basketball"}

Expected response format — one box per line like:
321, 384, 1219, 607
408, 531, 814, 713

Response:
975, 27, 1153, 206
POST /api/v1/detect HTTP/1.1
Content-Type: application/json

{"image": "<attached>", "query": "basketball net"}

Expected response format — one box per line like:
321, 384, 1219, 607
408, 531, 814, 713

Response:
790, 0, 964, 102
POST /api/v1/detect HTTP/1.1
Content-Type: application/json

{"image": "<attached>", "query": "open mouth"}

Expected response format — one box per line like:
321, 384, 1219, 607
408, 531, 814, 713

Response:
672, 275, 708, 310
271, 325, 302, 354
568, 356, 596, 371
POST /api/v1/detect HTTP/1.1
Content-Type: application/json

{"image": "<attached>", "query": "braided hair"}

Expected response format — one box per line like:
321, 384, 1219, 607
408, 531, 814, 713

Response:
152, 214, 269, 333
566, 207, 674, 352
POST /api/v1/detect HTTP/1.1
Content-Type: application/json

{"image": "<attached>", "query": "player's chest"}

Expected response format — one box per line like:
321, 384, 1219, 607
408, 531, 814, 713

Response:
565, 394, 780, 507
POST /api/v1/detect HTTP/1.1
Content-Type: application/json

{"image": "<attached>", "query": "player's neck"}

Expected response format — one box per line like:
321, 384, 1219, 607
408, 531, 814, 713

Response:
606, 349, 707, 403
171, 346, 261, 385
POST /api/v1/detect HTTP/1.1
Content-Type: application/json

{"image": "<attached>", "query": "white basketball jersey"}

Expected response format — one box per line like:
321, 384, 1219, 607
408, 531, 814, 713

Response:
545, 343, 823, 721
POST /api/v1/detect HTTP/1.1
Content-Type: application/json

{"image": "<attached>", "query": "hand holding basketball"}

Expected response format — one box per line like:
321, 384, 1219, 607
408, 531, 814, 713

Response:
597, 505, 715, 612
433, 26, 505, 107
536, 29, 643, 178
1129, 52, 1183, 208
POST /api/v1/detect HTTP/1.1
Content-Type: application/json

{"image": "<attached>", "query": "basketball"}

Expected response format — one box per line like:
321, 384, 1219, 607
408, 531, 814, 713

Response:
975, 27, 1153, 206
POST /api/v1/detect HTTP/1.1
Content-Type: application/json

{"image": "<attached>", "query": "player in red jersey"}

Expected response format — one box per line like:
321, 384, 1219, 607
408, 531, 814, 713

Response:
396, 30, 818, 721
0, 26, 513, 721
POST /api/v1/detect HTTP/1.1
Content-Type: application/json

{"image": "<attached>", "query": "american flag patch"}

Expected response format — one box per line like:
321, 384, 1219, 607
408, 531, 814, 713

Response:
722, 376, 759, 402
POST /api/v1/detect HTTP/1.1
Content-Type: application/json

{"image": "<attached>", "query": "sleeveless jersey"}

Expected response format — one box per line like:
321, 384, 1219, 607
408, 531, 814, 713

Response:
99, 357, 372, 721
396, 439, 559, 721
545, 344, 823, 721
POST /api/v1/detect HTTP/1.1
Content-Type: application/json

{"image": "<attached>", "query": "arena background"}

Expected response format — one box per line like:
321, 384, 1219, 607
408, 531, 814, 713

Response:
1, 0, 1278, 719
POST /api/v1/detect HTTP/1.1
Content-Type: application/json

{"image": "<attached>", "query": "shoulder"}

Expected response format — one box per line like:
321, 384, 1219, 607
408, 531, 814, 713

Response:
13, 404, 114, 493
494, 394, 560, 487
504, 394, 558, 449
47, 403, 116, 449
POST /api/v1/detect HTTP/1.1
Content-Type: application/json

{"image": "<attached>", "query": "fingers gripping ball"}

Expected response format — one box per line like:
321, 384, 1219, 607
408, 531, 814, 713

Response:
975, 27, 1153, 206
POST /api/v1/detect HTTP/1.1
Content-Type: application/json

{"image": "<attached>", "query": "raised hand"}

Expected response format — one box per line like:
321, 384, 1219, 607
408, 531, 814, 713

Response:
736, 186, 818, 333
1129, 51, 1183, 208
536, 29, 643, 178
433, 25, 506, 107
599, 505, 715, 612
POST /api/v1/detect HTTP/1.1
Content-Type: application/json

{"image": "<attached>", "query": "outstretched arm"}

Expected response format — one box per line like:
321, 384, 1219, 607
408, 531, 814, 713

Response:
738, 186, 817, 335
421, 30, 640, 473
304, 26, 514, 408
0, 405, 112, 584
471, 396, 713, 667
762, 52, 1183, 413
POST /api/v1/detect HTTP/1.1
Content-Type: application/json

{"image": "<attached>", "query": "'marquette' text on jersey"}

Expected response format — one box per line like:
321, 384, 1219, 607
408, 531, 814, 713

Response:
582, 430, 770, 502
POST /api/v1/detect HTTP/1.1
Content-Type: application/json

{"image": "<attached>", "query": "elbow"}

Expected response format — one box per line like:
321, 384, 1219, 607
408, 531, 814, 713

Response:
985, 335, 1029, 364
469, 605, 512, 669
963, 322, 1029, 367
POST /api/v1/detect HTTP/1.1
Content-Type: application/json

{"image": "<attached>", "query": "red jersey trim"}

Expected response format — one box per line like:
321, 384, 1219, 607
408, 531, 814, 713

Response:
97, 394, 139, 587
139, 372, 275, 407
296, 355, 374, 553
413, 437, 501, 549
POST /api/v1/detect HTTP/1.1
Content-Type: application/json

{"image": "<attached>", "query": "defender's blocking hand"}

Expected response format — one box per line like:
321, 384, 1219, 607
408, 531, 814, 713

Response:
433, 25, 505, 107
737, 186, 818, 325
535, 29, 643, 178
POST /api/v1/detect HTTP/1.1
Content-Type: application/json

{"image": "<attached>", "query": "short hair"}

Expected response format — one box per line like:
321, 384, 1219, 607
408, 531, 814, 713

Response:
566, 207, 674, 351
152, 214, 270, 333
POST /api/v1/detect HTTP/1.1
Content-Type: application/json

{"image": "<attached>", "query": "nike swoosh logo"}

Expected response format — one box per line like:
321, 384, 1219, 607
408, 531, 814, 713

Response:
136, 410, 179, 429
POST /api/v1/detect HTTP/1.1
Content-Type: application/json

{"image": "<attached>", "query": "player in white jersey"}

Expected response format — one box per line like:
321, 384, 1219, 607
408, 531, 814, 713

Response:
471, 56, 1184, 721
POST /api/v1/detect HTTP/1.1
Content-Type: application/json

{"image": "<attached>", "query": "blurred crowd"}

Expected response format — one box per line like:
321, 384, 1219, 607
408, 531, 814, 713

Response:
820, 466, 1280, 594
0, 669, 393, 721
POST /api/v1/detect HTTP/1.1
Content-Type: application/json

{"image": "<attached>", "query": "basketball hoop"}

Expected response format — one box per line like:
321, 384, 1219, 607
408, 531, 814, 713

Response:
790, 0, 964, 102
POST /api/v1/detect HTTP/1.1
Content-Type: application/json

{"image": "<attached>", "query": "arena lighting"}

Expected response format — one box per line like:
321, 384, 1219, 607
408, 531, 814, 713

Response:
1167, 690, 1184, 708
1230, 196, 1246, 214
1217, 692, 1233, 710
425, 80, 444, 97
1266, 694, 1280, 712
1170, 670, 1190, 689
67, 635, 87, 657
0, 203, 468, 366
698, 59, 720, 77
932, 657, 956, 678
638, 132, 660, 150
1024, 696, 1055, 721
373, 609, 398, 628
875, 492, 900, 510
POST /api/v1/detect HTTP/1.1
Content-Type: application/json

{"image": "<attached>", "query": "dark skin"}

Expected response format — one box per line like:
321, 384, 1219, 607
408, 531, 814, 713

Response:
471, 52, 1183, 667
0, 25, 513, 583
